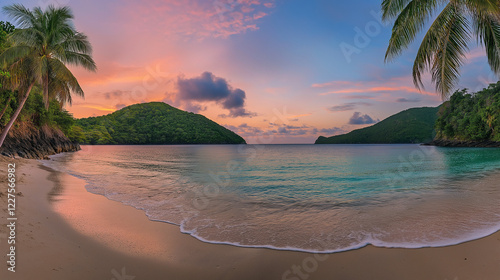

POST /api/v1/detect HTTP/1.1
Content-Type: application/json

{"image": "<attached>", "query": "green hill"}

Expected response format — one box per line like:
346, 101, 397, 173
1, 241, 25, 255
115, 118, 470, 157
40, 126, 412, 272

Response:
72, 102, 246, 145
315, 106, 440, 144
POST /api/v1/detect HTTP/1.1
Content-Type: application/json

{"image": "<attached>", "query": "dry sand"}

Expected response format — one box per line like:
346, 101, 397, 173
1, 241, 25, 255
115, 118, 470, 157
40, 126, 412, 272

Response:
0, 157, 499, 280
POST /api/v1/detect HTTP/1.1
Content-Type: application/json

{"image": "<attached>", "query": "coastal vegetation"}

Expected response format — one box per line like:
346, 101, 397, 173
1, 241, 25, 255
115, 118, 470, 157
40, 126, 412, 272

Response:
435, 82, 500, 141
316, 107, 439, 144
0, 86, 75, 133
0, 17, 73, 134
0, 5, 245, 150
71, 102, 246, 145
0, 4, 96, 148
383, 0, 500, 98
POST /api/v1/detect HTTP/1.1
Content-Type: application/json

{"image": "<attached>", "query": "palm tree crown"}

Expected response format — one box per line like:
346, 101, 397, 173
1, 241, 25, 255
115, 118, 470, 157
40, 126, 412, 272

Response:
1, 4, 96, 106
383, 0, 500, 99
0, 4, 96, 148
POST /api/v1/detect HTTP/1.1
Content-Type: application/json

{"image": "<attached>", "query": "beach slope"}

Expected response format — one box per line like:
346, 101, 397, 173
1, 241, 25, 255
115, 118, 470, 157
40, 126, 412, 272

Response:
1, 157, 499, 280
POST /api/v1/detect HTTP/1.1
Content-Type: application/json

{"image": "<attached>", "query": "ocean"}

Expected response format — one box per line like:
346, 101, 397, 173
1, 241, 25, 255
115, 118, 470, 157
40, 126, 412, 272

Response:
42, 144, 500, 253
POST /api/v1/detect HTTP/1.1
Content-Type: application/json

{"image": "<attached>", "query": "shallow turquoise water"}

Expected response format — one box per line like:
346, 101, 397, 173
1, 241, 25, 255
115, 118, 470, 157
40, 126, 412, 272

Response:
44, 144, 500, 252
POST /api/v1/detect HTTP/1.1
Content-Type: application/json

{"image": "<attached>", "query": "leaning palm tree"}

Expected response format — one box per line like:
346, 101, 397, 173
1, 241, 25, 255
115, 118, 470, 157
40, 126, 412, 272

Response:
383, 0, 500, 99
0, 4, 96, 148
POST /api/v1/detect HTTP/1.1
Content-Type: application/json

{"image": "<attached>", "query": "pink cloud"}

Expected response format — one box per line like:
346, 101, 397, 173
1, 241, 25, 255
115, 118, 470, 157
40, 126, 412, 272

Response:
253, 11, 268, 20
312, 80, 363, 88
466, 47, 486, 61
120, 0, 277, 39
314, 78, 437, 96
343, 95, 377, 100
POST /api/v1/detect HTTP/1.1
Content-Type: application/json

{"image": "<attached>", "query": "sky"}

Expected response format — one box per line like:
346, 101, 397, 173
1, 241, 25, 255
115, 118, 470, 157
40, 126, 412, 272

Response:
0, 0, 498, 143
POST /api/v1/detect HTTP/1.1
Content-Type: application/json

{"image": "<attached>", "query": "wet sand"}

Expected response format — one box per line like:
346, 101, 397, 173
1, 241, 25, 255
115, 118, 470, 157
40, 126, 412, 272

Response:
1, 157, 500, 280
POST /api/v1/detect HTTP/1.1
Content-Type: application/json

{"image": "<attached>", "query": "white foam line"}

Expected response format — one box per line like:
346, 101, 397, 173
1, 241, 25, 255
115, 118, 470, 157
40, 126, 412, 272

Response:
140, 216, 500, 254
40, 154, 500, 254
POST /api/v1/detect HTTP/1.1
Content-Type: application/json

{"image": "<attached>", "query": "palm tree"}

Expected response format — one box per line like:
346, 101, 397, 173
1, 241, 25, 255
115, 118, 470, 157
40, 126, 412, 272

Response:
0, 4, 96, 148
383, 0, 500, 99
0, 21, 14, 119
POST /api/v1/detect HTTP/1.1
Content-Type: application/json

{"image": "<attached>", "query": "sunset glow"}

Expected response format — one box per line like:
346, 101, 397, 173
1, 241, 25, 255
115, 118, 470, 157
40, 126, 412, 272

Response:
1, 0, 496, 143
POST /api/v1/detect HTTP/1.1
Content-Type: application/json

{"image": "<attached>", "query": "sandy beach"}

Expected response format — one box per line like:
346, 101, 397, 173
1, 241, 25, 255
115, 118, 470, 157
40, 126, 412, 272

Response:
1, 156, 500, 280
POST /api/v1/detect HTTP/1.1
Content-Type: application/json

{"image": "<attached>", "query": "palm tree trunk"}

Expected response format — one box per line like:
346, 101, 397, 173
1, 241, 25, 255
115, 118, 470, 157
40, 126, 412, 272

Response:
43, 73, 49, 109
0, 96, 12, 120
0, 82, 35, 148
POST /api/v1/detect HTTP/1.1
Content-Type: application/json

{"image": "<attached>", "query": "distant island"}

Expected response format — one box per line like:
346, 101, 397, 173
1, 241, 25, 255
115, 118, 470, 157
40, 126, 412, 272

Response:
315, 107, 439, 144
71, 102, 246, 145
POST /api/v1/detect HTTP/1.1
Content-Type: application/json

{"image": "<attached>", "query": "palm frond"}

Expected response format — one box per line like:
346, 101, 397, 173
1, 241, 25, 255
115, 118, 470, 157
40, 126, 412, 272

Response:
2, 4, 36, 29
385, 0, 442, 62
0, 45, 31, 67
431, 4, 471, 98
49, 58, 84, 98
2, 4, 96, 108
48, 77, 72, 106
471, 7, 500, 76
9, 28, 45, 48
381, 0, 412, 21
60, 51, 97, 71
412, 3, 471, 96
463, 0, 500, 15
60, 32, 93, 54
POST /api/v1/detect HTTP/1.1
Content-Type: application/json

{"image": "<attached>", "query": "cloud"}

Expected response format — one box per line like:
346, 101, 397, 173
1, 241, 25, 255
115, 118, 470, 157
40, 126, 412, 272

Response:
349, 112, 379, 125
225, 123, 348, 139
396, 97, 421, 103
224, 123, 263, 135
343, 95, 377, 100
115, 104, 127, 110
80, 105, 117, 112
104, 90, 130, 100
320, 86, 435, 96
183, 103, 207, 113
270, 124, 335, 136
218, 108, 257, 118
327, 102, 371, 112
316, 127, 345, 135
466, 47, 486, 61
227, 122, 320, 137
176, 72, 255, 117
276, 126, 308, 135
122, 0, 277, 39
312, 80, 360, 88
314, 78, 437, 96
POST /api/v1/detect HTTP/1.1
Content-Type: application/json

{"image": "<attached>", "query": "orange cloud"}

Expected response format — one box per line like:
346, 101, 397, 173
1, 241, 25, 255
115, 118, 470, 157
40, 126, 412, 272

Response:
289, 113, 312, 118
79, 105, 117, 112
